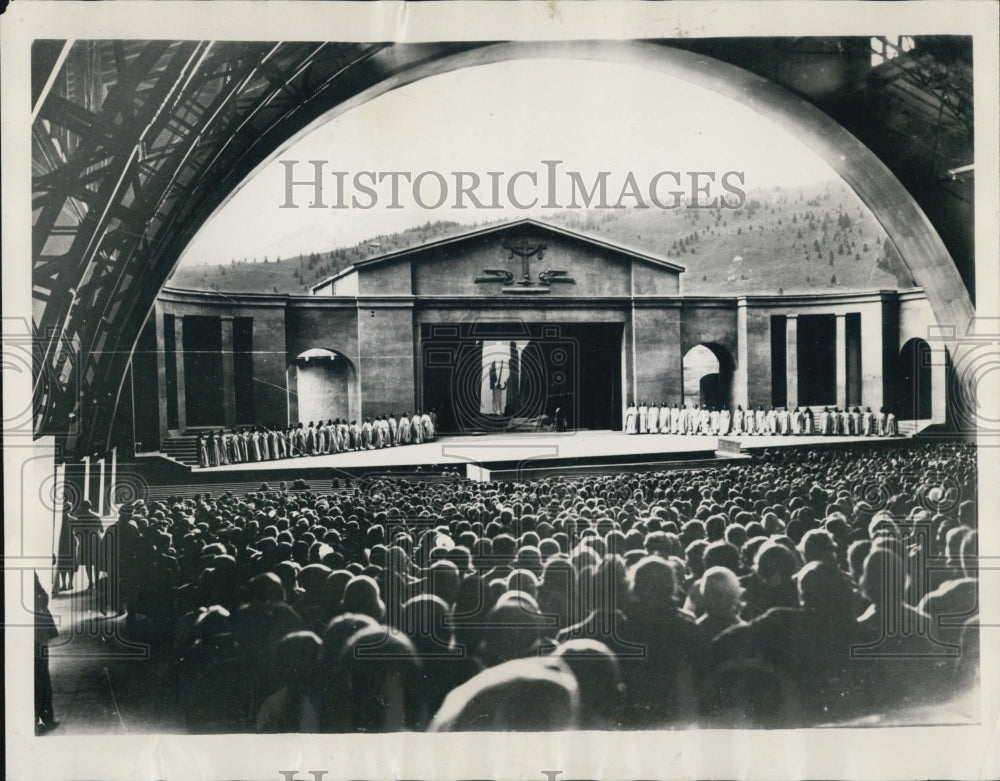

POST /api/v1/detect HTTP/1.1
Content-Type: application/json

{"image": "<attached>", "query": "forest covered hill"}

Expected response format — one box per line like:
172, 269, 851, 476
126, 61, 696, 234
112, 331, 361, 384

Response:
167, 181, 912, 296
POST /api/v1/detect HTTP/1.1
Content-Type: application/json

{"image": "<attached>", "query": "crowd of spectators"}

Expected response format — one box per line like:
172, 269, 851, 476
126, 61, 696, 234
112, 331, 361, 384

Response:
80, 441, 976, 732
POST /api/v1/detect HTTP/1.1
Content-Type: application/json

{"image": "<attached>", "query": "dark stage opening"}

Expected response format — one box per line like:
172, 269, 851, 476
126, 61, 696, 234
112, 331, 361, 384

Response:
897, 338, 932, 419
797, 314, 836, 406
421, 322, 623, 433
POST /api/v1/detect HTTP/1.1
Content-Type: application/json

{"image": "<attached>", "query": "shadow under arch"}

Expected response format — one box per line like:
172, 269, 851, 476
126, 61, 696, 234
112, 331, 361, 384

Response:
286, 347, 361, 426
683, 342, 737, 410
34, 39, 975, 451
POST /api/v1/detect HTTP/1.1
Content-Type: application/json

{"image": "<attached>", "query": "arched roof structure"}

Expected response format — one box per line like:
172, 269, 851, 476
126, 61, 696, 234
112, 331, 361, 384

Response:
30, 37, 975, 456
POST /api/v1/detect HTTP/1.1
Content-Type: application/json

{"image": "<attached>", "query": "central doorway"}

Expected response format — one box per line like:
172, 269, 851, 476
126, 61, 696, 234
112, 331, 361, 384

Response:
421, 322, 623, 433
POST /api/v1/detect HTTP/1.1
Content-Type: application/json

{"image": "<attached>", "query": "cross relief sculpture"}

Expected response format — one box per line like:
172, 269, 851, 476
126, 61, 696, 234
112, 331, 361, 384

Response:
475, 237, 576, 291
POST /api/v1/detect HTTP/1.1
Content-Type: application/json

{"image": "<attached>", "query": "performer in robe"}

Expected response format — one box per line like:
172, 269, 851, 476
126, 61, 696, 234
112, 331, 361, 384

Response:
259, 429, 271, 461
373, 416, 385, 448
862, 407, 874, 436
412, 411, 424, 444
359, 418, 372, 449
644, 402, 655, 433
211, 430, 222, 466
624, 402, 637, 434
709, 407, 720, 435
698, 406, 711, 435
422, 412, 434, 441
397, 413, 410, 445
658, 402, 670, 434
839, 408, 851, 436
198, 434, 210, 468
885, 409, 898, 436
388, 413, 398, 446
638, 401, 648, 434
850, 407, 861, 436
719, 406, 731, 436
669, 403, 681, 434
778, 407, 789, 435
819, 407, 831, 435
766, 407, 778, 435
731, 405, 744, 435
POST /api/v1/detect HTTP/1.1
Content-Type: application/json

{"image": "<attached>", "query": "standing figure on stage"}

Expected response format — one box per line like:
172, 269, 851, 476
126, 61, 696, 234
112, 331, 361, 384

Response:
719, 406, 731, 436
412, 411, 424, 444
360, 418, 372, 449
838, 407, 850, 436
397, 413, 410, 445
658, 402, 670, 434
778, 407, 789, 435
198, 434, 210, 468
850, 407, 861, 436
819, 407, 831, 435
862, 407, 874, 436
790, 407, 802, 435
211, 430, 223, 466
491, 361, 505, 416
709, 407, 720, 435
670, 403, 681, 434
624, 401, 637, 434
731, 405, 744, 435
638, 401, 648, 434
765, 406, 778, 435
422, 411, 435, 441
388, 413, 398, 446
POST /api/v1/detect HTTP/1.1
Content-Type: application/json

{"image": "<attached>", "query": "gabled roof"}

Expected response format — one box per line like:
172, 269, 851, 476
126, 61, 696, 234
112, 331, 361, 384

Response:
310, 217, 686, 292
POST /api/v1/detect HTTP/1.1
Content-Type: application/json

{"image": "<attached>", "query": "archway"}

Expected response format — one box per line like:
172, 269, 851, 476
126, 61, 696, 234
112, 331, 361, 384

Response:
683, 344, 735, 410
897, 338, 933, 420
287, 348, 359, 426
28, 39, 974, 456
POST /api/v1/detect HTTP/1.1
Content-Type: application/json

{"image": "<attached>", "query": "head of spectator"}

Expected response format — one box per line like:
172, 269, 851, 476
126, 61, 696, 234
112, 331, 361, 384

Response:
429, 657, 579, 731
552, 639, 624, 728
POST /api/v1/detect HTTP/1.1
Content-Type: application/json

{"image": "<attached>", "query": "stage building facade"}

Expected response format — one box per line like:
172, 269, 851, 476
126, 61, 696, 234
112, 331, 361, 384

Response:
135, 219, 944, 453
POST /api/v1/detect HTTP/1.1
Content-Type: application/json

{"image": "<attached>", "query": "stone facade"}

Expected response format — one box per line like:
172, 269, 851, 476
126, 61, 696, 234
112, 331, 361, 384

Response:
144, 219, 942, 442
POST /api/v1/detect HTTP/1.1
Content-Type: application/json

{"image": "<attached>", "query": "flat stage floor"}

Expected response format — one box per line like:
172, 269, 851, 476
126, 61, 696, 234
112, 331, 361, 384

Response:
192, 430, 908, 480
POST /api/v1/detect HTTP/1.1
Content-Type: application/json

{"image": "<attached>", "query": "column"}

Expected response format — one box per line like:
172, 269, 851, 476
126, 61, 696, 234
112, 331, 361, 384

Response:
220, 316, 236, 427
154, 304, 169, 438
733, 298, 749, 408
173, 315, 187, 431
786, 314, 798, 408
836, 313, 847, 409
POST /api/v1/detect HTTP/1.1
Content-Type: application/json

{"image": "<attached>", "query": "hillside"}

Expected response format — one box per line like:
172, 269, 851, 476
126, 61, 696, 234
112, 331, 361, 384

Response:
167, 181, 912, 295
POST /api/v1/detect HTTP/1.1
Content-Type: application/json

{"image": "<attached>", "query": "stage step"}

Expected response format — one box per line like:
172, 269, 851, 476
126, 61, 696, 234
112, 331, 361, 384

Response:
160, 435, 200, 465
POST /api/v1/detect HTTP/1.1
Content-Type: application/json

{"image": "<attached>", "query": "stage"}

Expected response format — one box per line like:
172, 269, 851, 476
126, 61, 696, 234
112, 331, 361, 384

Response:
186, 429, 912, 482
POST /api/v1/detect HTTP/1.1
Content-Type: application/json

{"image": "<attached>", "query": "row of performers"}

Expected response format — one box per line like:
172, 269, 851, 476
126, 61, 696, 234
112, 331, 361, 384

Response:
624, 402, 901, 437
196, 412, 438, 468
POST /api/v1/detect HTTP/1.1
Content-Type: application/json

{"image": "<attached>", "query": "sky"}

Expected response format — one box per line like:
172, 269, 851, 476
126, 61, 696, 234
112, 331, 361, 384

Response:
179, 57, 841, 267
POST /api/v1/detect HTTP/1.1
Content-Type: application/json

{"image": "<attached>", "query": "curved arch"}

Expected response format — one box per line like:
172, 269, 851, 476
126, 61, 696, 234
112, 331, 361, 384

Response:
683, 343, 736, 409
286, 347, 360, 425
32, 40, 974, 454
